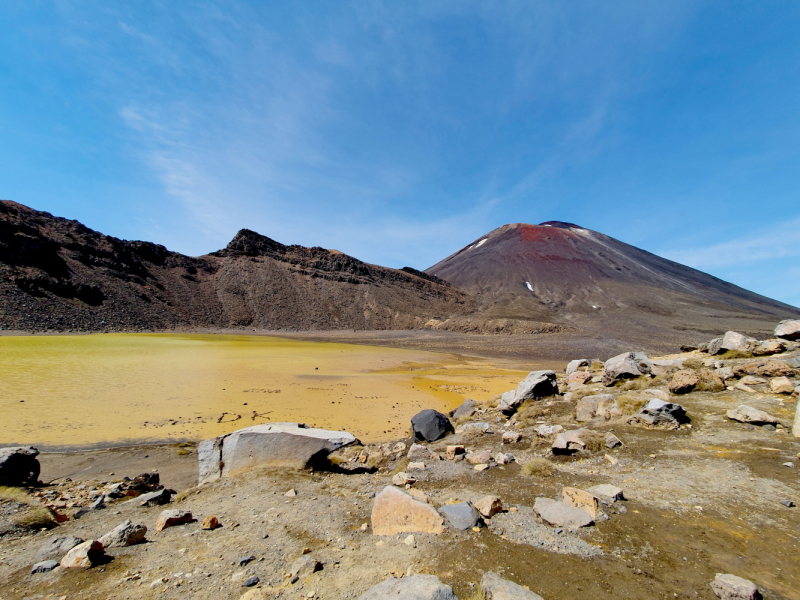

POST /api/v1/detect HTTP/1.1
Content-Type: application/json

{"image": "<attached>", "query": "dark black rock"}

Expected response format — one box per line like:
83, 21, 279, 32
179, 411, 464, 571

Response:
0, 446, 40, 486
411, 409, 454, 442
242, 576, 260, 587
239, 555, 255, 566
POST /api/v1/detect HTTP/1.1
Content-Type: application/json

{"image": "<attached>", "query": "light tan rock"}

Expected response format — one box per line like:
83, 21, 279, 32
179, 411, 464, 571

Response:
501, 431, 521, 444
155, 509, 193, 532
770, 376, 795, 394
392, 472, 415, 486
466, 451, 492, 465
445, 445, 465, 459
201, 515, 220, 530
473, 464, 490, 471
240, 587, 278, 600
407, 462, 426, 470
733, 359, 795, 378
371, 486, 444, 536
562, 487, 599, 518
59, 540, 105, 568
726, 405, 778, 425
473, 495, 502, 518
793, 402, 800, 438
752, 340, 785, 356
568, 371, 592, 386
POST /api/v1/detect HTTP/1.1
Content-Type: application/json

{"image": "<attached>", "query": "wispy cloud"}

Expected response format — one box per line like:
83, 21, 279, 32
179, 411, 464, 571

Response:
660, 217, 800, 269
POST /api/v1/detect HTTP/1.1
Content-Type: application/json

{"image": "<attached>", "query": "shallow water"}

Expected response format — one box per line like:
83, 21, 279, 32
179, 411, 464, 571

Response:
0, 333, 524, 450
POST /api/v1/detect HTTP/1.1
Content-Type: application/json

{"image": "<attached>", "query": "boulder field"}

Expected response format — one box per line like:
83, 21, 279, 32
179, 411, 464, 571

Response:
0, 320, 798, 599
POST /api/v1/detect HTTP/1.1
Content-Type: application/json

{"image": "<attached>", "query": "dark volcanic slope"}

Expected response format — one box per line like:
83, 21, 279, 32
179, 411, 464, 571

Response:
0, 201, 474, 332
426, 222, 800, 342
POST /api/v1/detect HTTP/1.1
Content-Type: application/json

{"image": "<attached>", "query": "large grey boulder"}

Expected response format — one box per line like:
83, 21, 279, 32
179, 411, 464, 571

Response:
0, 447, 40, 486
357, 574, 457, 600
566, 359, 589, 376
438, 502, 481, 530
411, 410, 454, 442
602, 352, 652, 386
719, 331, 753, 353
775, 319, 800, 340
629, 399, 687, 429
481, 572, 544, 600
710, 573, 761, 600
534, 497, 593, 529
450, 398, 477, 420
198, 423, 356, 484
33, 535, 84, 563
499, 370, 558, 415
98, 520, 147, 548
726, 405, 778, 425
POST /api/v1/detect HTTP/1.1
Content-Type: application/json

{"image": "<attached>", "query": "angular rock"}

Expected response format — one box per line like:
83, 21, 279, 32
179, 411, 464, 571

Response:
775, 319, 800, 341
708, 338, 724, 355
720, 331, 752, 352
552, 429, 589, 453
739, 375, 765, 386
0, 446, 40, 486
794, 402, 800, 438
568, 371, 593, 386
408, 443, 438, 461
733, 359, 795, 379
711, 573, 761, 600
562, 487, 600, 518
669, 369, 700, 395
155, 509, 193, 532
535, 424, 563, 437
587, 484, 625, 502
126, 472, 161, 493
533, 497, 593, 529
770, 376, 795, 394
566, 359, 589, 376
392, 442, 407, 454
575, 394, 618, 421
481, 571, 544, 600
465, 451, 491, 465
629, 399, 687, 429
137, 488, 172, 507
201, 515, 220, 530
31, 560, 59, 574
602, 352, 652, 386
726, 405, 778, 425
697, 368, 725, 392
450, 398, 477, 420
499, 370, 559, 415
408, 461, 426, 470
392, 472, 416, 486
98, 520, 147, 548
242, 576, 259, 587
411, 410, 454, 442
445, 445, 465, 459
495, 452, 514, 465
502, 431, 521, 444
59, 540, 105, 568
34, 535, 84, 563
473, 495, 502, 518
289, 555, 321, 583
357, 575, 456, 600
752, 340, 785, 356
204, 423, 357, 484
438, 502, 481, 530
604, 432, 623, 448
651, 358, 685, 376
371, 486, 444, 536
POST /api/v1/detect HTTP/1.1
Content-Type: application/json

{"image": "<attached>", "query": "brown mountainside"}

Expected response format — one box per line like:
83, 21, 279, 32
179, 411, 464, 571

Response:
0, 201, 473, 332
426, 221, 800, 342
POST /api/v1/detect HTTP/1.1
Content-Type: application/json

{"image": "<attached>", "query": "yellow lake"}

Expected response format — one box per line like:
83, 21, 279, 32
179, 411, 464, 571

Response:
0, 333, 527, 450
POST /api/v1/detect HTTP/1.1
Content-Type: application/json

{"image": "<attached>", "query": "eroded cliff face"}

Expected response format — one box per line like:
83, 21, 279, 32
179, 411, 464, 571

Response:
0, 201, 474, 333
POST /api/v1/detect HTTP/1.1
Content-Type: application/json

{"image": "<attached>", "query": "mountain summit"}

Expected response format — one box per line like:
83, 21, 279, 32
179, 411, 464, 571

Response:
425, 222, 797, 342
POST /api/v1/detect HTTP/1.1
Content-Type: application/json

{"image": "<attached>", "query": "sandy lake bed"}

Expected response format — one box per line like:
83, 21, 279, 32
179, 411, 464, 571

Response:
0, 333, 529, 450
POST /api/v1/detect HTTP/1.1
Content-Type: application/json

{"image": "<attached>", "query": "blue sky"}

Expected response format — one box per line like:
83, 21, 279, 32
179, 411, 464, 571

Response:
2, 1, 799, 307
